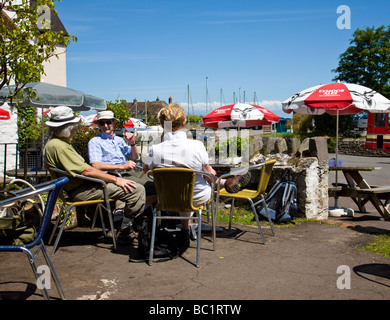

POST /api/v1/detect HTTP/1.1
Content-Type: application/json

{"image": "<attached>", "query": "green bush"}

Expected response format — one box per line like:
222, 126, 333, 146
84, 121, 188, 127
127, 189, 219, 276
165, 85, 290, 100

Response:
214, 136, 252, 157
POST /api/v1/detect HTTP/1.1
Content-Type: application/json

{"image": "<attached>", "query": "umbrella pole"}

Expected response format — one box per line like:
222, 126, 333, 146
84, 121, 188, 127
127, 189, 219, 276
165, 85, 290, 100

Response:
334, 109, 339, 207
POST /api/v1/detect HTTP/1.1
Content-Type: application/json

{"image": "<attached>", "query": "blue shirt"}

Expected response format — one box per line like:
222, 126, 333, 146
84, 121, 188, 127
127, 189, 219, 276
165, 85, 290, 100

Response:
88, 131, 132, 165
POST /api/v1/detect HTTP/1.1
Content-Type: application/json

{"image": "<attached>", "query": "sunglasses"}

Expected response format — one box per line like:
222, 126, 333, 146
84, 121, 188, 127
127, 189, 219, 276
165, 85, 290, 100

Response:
98, 120, 113, 126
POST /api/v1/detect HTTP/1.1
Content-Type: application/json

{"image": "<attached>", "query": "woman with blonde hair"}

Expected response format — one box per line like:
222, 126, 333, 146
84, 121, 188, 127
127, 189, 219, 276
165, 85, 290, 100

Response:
143, 103, 251, 252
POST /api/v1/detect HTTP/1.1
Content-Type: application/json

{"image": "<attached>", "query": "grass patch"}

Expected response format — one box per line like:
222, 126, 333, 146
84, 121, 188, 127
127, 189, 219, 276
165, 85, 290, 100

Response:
216, 207, 259, 226
215, 207, 305, 227
357, 234, 390, 259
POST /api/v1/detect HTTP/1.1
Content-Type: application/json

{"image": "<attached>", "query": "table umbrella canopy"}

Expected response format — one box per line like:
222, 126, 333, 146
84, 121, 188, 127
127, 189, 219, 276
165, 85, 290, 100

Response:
282, 82, 390, 115
200, 103, 280, 129
0, 108, 11, 120
124, 118, 148, 129
282, 81, 390, 203
0, 82, 106, 111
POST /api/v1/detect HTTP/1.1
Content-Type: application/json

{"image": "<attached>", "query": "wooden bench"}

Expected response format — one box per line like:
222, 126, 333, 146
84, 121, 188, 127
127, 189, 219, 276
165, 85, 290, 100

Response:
330, 185, 390, 221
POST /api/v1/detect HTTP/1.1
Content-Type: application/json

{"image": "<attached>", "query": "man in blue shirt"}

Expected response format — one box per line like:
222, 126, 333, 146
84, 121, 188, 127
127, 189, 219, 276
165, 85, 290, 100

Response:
88, 111, 156, 199
89, 111, 138, 170
88, 111, 156, 240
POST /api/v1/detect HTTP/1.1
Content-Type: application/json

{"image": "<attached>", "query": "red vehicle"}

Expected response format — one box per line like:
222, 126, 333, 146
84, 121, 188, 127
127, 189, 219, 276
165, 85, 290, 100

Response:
365, 112, 390, 151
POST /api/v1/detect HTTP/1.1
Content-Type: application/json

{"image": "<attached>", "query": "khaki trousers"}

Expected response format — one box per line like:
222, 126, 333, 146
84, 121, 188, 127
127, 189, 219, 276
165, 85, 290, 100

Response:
70, 182, 146, 219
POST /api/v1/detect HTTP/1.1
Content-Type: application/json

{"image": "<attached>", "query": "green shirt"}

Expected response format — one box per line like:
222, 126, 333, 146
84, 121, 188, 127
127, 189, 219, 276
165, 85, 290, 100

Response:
44, 137, 90, 192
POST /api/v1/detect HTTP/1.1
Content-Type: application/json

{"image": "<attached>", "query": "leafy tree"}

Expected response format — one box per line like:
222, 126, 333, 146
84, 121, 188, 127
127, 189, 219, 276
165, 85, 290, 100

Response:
17, 105, 42, 145
0, 0, 77, 96
106, 100, 130, 128
332, 26, 390, 98
1, 0, 77, 145
290, 114, 314, 135
71, 123, 97, 163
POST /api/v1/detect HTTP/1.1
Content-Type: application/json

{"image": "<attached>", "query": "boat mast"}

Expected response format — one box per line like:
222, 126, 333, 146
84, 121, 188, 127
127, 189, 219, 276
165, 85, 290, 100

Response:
206, 77, 209, 114
187, 84, 190, 125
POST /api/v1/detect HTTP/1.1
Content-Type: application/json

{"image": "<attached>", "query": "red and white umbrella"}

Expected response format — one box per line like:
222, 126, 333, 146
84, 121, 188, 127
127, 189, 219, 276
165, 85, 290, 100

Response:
124, 117, 148, 129
282, 82, 390, 115
282, 81, 390, 204
0, 108, 11, 120
200, 103, 280, 129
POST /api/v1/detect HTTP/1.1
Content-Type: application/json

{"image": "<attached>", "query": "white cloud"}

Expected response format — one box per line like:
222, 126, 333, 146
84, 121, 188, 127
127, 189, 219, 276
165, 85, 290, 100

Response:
180, 100, 285, 117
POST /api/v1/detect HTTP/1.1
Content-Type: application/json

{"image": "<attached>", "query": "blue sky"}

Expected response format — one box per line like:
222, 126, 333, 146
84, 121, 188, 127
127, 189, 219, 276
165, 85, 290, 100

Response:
55, 0, 390, 117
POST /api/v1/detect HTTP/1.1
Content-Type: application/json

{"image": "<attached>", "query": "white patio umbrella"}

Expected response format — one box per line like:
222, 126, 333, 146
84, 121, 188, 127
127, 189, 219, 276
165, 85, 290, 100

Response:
0, 82, 107, 170
0, 82, 106, 111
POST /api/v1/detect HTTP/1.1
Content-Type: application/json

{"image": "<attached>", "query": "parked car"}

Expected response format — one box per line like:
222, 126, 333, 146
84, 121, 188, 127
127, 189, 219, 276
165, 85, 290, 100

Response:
353, 113, 368, 130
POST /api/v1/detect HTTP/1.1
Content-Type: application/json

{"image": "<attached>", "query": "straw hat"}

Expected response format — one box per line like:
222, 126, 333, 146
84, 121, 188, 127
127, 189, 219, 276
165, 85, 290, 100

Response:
45, 106, 80, 127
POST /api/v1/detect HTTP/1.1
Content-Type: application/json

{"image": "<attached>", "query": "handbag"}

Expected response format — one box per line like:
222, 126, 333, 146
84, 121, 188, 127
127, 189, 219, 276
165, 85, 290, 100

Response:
0, 179, 43, 245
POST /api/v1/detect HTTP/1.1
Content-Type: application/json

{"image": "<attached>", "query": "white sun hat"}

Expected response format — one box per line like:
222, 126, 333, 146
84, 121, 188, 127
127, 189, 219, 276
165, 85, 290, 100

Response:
45, 106, 80, 127
93, 110, 118, 123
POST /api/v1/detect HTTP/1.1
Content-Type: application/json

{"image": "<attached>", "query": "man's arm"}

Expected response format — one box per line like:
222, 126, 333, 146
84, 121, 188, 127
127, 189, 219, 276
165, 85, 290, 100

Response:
123, 132, 139, 160
202, 163, 217, 176
90, 160, 136, 171
81, 166, 137, 193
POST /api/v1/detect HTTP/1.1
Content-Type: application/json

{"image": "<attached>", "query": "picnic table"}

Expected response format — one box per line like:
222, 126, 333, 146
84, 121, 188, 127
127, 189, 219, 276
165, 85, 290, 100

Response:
328, 166, 390, 221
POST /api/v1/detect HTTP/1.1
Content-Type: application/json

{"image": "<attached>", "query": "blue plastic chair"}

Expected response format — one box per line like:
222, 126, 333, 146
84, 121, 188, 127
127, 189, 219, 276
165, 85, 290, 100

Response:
0, 177, 68, 300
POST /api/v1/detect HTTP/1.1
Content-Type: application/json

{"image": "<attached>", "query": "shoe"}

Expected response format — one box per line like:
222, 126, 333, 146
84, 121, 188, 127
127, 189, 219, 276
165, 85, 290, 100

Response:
224, 171, 252, 193
76, 212, 91, 227
114, 209, 124, 223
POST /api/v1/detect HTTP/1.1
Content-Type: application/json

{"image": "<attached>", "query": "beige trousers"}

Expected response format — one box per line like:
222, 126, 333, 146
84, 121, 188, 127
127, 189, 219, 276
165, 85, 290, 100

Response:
70, 182, 146, 219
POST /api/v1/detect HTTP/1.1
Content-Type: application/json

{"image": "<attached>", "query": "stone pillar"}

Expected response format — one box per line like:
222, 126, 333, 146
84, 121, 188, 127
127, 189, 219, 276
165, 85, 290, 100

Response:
300, 137, 328, 161
261, 158, 329, 220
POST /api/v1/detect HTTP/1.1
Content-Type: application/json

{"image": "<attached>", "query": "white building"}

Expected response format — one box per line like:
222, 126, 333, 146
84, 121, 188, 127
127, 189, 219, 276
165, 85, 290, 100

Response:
0, 4, 68, 178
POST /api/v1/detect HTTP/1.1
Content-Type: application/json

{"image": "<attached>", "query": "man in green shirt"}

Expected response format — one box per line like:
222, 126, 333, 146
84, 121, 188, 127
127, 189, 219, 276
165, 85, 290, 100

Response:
44, 106, 146, 227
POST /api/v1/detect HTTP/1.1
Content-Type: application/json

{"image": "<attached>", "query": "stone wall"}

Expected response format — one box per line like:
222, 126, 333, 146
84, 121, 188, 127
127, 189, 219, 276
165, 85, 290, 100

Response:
338, 138, 390, 157
215, 136, 330, 220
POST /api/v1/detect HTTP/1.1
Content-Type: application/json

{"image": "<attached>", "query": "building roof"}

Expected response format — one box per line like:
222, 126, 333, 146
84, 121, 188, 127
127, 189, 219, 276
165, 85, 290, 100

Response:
1, 2, 68, 35
126, 97, 170, 117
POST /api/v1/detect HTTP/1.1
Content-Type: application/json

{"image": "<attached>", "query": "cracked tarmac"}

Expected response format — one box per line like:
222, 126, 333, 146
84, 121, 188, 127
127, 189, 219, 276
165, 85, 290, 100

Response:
0, 154, 389, 302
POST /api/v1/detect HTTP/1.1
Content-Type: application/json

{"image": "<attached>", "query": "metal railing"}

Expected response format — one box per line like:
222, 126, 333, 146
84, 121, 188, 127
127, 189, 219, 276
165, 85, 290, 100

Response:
0, 139, 154, 189
1, 131, 212, 189
1, 142, 50, 189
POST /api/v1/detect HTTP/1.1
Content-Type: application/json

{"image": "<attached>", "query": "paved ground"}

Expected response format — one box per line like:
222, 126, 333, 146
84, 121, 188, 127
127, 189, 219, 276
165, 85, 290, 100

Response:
0, 153, 389, 304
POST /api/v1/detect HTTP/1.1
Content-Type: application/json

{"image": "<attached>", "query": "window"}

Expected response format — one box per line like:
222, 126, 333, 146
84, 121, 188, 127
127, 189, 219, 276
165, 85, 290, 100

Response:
374, 113, 386, 128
